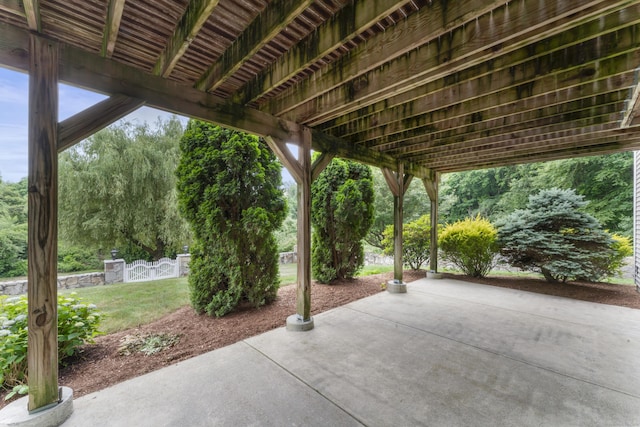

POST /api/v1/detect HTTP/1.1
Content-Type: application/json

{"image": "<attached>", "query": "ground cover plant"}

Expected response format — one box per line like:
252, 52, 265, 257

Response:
0, 293, 101, 398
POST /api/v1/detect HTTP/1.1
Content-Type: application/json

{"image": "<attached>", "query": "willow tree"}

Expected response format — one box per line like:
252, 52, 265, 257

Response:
58, 116, 190, 260
176, 121, 286, 317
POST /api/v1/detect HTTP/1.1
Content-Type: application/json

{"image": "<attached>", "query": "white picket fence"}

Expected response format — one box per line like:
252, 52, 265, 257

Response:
124, 257, 179, 283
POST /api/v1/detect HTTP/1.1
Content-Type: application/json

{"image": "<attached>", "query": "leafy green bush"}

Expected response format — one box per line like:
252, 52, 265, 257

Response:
590, 233, 633, 280
1, 293, 101, 391
439, 216, 499, 278
57, 244, 102, 273
497, 188, 614, 283
382, 215, 432, 270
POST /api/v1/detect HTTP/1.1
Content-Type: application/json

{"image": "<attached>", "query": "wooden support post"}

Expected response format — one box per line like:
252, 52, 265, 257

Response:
27, 34, 60, 412
382, 165, 413, 292
264, 129, 319, 330
296, 127, 312, 322
423, 173, 440, 277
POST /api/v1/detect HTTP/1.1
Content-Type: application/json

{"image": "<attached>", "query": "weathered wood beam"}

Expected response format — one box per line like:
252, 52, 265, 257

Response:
296, 127, 312, 323
310, 128, 430, 178
153, 0, 220, 78
264, 136, 303, 182
414, 127, 639, 168
0, 23, 302, 143
395, 108, 625, 160
27, 34, 58, 412
365, 71, 635, 151
311, 152, 334, 182
422, 174, 439, 273
101, 0, 126, 58
0, 0, 25, 18
22, 0, 39, 31
434, 137, 640, 173
273, 0, 633, 125
196, 0, 313, 92
235, 0, 415, 104
58, 94, 144, 152
622, 72, 640, 128
382, 97, 627, 158
324, 25, 640, 142
382, 165, 411, 283
0, 23, 411, 176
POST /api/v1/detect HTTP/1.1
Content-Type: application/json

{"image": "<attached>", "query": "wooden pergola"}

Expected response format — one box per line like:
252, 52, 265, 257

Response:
0, 0, 639, 414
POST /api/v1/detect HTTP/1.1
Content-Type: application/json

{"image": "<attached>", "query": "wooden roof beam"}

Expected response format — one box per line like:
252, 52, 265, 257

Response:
0, 0, 25, 18
153, 0, 220, 78
407, 126, 635, 165
258, 0, 509, 115
195, 0, 314, 93
272, 0, 634, 125
22, 0, 39, 31
622, 68, 640, 128
435, 141, 640, 173
0, 23, 418, 177
385, 101, 627, 156
101, 0, 126, 58
324, 24, 640, 139
402, 118, 628, 164
58, 94, 144, 152
235, 0, 415, 105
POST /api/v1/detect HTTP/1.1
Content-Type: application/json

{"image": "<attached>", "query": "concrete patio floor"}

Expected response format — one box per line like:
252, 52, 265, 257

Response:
60, 277, 640, 426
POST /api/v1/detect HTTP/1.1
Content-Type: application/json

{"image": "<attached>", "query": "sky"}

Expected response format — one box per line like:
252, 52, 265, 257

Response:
0, 66, 188, 183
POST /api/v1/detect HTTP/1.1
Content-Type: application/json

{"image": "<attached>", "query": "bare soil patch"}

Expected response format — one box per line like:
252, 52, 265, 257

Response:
2, 270, 638, 407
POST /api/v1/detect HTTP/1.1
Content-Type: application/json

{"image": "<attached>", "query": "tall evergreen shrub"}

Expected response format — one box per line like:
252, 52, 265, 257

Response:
311, 158, 374, 283
176, 121, 286, 316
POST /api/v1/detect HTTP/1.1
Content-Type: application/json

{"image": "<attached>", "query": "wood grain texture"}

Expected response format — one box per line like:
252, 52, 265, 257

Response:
296, 127, 312, 320
58, 94, 144, 151
27, 34, 59, 412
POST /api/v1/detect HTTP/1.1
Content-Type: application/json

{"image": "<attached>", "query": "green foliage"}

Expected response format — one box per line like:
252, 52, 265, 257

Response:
440, 153, 632, 236
1, 294, 101, 391
57, 244, 102, 273
367, 169, 429, 249
274, 182, 298, 252
601, 233, 632, 278
311, 158, 374, 283
176, 121, 286, 316
0, 178, 28, 278
59, 117, 191, 261
439, 216, 499, 278
497, 188, 614, 283
382, 215, 432, 270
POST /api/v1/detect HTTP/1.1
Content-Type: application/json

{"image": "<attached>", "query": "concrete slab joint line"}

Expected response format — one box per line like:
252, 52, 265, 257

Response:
0, 387, 73, 427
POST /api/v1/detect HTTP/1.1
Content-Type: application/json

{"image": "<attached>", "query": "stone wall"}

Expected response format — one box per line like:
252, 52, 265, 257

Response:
0, 272, 106, 296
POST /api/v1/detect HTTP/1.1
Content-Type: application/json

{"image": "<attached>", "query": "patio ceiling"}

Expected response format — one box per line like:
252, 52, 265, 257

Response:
1, 0, 640, 178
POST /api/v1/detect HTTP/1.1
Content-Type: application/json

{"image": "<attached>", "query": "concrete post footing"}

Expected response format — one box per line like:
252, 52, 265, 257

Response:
427, 270, 443, 279
0, 387, 73, 427
386, 280, 407, 293
286, 314, 314, 331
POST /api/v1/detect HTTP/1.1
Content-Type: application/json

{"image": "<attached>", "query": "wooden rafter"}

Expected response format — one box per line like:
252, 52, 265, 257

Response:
195, 0, 314, 92
235, 0, 414, 105
271, 0, 633, 125
101, 0, 126, 58
622, 69, 640, 128
58, 94, 145, 152
22, 0, 39, 31
153, 0, 220, 78
323, 25, 640, 142
0, 0, 24, 17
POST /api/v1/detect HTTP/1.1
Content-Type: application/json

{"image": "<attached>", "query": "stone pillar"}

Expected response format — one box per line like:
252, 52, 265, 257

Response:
176, 253, 191, 277
104, 259, 125, 284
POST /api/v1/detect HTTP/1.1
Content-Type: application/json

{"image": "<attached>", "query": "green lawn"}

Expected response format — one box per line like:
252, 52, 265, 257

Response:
61, 278, 190, 334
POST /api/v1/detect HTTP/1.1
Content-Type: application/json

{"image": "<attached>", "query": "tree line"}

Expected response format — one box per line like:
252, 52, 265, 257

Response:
0, 118, 633, 290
